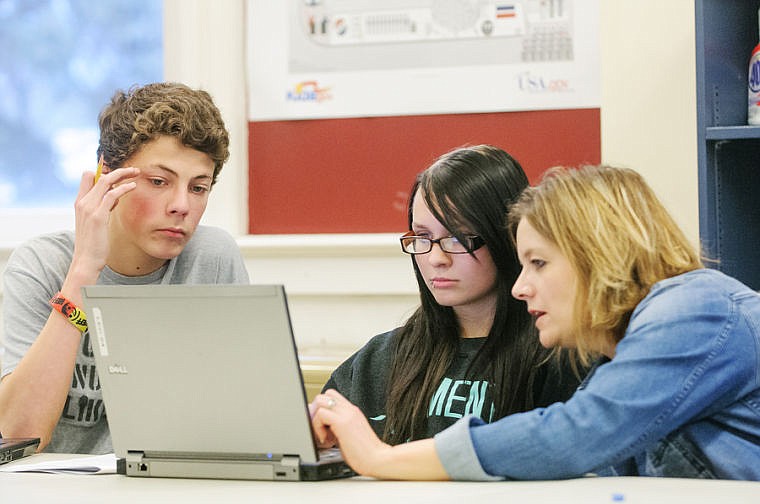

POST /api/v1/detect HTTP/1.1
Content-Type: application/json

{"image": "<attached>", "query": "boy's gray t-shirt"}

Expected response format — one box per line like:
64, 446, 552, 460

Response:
1, 225, 250, 454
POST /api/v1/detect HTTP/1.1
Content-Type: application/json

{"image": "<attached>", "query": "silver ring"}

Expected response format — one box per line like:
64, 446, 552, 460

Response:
326, 397, 337, 410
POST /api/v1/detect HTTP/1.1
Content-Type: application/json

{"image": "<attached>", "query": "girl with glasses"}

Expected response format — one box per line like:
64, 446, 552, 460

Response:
311, 145, 582, 447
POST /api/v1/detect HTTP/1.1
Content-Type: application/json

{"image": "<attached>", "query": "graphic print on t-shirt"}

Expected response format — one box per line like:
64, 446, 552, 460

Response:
428, 377, 495, 421
368, 375, 495, 436
60, 330, 105, 425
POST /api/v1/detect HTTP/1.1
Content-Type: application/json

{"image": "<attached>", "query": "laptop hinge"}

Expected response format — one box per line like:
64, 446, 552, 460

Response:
122, 451, 303, 481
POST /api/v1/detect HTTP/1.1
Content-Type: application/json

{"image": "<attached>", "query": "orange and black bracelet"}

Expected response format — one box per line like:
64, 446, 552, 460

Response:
49, 292, 88, 333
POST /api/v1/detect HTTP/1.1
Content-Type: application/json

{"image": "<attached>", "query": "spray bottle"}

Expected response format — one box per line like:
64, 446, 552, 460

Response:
748, 7, 760, 125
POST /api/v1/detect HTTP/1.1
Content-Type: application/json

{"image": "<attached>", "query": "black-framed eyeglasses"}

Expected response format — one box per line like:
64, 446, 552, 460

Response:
399, 231, 485, 255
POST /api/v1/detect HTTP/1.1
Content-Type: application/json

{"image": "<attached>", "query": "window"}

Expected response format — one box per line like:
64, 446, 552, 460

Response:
0, 0, 162, 241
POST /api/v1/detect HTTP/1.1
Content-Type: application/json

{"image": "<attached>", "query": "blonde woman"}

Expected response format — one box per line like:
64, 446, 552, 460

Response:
311, 165, 760, 481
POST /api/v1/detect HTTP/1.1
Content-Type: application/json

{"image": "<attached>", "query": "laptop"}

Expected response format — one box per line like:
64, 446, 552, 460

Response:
80, 284, 354, 481
0, 437, 39, 465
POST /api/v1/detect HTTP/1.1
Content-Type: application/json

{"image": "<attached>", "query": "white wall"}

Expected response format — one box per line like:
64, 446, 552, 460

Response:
599, 1, 698, 245
1, 1, 699, 361
236, 234, 418, 355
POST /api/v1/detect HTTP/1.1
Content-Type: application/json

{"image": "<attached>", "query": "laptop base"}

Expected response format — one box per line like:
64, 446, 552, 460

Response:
118, 452, 354, 481
0, 438, 40, 465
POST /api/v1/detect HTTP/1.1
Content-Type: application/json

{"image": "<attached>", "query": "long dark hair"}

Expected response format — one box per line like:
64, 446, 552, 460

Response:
383, 144, 549, 444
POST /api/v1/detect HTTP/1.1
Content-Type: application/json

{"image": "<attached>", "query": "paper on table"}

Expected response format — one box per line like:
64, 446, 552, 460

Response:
0, 453, 117, 475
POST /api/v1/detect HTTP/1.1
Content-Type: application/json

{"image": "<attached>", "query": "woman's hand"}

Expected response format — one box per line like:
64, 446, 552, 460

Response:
311, 390, 392, 476
311, 390, 452, 480
308, 398, 338, 448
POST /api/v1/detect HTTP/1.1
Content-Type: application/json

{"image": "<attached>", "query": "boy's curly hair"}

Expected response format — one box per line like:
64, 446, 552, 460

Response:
96, 82, 229, 185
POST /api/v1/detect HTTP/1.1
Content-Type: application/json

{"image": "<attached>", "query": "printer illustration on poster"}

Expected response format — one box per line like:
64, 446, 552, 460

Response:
292, 0, 574, 72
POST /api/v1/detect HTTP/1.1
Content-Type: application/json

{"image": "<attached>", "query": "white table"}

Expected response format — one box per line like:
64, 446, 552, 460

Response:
2, 454, 759, 504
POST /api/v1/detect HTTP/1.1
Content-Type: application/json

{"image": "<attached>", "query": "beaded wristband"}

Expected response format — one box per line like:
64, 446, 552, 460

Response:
50, 292, 88, 333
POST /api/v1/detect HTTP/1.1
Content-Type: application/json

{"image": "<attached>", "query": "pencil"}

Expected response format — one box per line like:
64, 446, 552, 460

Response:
94, 157, 103, 183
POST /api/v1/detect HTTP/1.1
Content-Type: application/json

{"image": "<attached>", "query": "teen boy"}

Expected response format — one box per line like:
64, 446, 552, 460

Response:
0, 82, 249, 454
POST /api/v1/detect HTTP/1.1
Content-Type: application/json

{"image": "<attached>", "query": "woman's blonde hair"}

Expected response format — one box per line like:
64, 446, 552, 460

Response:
508, 165, 703, 364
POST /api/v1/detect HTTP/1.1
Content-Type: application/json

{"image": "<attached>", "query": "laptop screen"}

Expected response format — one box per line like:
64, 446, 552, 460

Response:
81, 284, 320, 464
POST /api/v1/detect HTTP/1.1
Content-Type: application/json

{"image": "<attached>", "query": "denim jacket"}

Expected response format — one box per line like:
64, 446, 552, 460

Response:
435, 269, 760, 480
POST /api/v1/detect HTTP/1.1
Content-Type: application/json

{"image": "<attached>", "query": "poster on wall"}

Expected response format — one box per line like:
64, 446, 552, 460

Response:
248, 0, 599, 119
246, 0, 601, 234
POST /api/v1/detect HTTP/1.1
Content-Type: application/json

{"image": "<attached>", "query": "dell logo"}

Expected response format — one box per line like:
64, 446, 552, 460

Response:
108, 364, 128, 374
